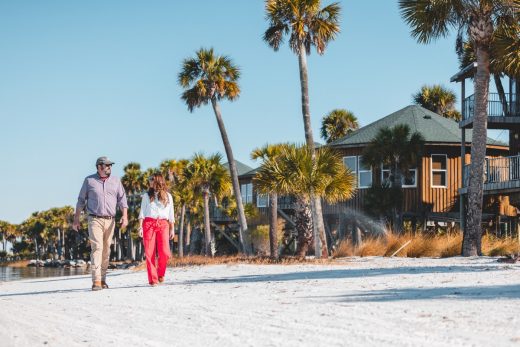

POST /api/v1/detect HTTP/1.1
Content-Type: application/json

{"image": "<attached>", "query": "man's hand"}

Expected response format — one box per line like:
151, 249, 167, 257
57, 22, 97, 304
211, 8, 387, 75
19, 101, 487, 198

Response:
72, 219, 80, 232
120, 216, 128, 229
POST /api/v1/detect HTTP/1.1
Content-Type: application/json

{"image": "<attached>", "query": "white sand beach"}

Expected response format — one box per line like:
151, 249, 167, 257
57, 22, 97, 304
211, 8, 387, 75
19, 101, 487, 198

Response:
0, 257, 519, 347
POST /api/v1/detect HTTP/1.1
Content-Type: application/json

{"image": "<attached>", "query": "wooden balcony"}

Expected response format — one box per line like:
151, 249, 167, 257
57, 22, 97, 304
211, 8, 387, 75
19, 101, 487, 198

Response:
460, 93, 520, 129
460, 155, 520, 195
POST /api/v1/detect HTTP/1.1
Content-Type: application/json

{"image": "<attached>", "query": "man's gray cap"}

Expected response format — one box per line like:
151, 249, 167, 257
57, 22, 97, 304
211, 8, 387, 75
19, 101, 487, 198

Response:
96, 156, 115, 166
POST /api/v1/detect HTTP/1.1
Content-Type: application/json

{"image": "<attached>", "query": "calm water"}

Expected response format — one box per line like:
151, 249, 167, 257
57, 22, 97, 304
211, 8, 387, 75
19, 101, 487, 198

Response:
0, 266, 90, 282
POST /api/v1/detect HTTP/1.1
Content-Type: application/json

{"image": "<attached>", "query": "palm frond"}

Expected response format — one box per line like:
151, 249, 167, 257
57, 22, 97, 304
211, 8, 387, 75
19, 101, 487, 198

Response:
399, 0, 460, 44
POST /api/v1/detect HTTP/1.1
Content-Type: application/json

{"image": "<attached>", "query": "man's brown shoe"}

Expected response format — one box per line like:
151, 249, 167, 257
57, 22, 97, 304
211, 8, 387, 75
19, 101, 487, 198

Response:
158, 277, 164, 283
92, 281, 102, 291
101, 281, 109, 289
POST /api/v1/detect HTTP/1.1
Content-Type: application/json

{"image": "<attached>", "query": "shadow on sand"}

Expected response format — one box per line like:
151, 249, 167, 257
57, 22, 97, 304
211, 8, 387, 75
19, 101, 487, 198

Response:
180, 264, 507, 285
309, 284, 520, 302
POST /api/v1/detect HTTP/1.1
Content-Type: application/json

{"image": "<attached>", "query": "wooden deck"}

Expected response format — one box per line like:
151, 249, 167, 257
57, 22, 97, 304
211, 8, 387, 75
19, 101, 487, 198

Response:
460, 155, 520, 195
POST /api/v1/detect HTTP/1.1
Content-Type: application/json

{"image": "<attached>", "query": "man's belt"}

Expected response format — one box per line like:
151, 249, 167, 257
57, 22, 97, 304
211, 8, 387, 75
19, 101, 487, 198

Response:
89, 214, 114, 220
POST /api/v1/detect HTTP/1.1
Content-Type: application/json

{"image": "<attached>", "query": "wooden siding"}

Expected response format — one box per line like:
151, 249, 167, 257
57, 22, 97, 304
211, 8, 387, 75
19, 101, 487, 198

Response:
237, 143, 513, 221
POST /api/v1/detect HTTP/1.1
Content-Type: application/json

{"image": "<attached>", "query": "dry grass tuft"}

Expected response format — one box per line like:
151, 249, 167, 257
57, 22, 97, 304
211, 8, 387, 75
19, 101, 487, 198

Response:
438, 233, 463, 258
482, 234, 520, 257
357, 237, 387, 257
134, 254, 334, 271
332, 231, 519, 258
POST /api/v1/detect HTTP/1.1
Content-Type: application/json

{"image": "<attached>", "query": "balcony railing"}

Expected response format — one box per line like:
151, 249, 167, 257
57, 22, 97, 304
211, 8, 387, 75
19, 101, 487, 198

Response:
462, 155, 520, 187
463, 92, 519, 121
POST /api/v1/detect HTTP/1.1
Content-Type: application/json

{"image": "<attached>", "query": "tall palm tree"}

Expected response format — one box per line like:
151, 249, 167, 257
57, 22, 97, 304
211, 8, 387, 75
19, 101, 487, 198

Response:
320, 109, 359, 143
122, 162, 144, 261
185, 153, 232, 256
178, 48, 250, 255
254, 144, 356, 257
264, 0, 341, 258
362, 124, 424, 233
165, 159, 192, 258
251, 144, 287, 259
413, 85, 462, 121
0, 221, 9, 252
399, 0, 519, 256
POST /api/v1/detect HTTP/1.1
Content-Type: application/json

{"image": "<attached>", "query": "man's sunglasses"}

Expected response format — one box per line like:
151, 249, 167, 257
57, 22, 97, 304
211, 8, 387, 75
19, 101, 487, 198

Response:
100, 164, 113, 168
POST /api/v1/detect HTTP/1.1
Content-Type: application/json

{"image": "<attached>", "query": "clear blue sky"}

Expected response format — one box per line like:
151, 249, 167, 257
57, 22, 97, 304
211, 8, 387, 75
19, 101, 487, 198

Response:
0, 0, 504, 224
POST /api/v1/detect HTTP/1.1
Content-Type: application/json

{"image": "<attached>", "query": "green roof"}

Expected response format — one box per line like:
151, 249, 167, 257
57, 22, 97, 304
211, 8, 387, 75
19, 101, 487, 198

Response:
328, 105, 507, 147
224, 160, 254, 176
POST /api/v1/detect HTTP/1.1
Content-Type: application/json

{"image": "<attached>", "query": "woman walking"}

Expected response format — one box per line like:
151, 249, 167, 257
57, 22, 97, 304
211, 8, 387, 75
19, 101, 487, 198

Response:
138, 173, 175, 286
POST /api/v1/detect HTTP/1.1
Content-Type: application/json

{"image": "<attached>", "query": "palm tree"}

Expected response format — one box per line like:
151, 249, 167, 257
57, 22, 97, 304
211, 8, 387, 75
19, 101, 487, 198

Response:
254, 144, 356, 257
362, 124, 424, 233
458, 19, 520, 117
251, 144, 287, 259
178, 48, 250, 255
321, 109, 359, 143
413, 85, 462, 121
122, 162, 144, 261
185, 153, 232, 256
0, 221, 9, 252
399, 0, 519, 255
492, 20, 520, 78
264, 0, 341, 258
165, 159, 192, 258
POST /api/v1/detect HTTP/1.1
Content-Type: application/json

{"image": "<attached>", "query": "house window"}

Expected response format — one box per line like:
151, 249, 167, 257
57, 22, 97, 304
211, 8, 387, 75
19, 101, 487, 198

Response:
257, 194, 269, 208
358, 156, 372, 188
343, 156, 357, 172
381, 164, 417, 188
240, 183, 253, 204
431, 155, 447, 188
343, 156, 371, 188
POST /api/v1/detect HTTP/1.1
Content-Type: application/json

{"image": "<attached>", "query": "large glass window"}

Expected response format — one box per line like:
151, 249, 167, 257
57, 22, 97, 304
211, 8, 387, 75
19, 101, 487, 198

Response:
240, 183, 253, 204
431, 155, 447, 187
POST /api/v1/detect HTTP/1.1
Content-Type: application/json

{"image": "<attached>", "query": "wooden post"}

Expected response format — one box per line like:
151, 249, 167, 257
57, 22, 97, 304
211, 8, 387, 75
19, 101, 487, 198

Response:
460, 77, 466, 235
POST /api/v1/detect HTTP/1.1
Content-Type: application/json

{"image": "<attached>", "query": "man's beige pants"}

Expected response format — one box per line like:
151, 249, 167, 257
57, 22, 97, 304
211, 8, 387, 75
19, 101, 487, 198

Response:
88, 216, 115, 282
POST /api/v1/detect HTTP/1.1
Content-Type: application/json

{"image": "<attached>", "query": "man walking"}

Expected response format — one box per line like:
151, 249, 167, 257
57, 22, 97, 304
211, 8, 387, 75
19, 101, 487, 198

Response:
73, 156, 128, 291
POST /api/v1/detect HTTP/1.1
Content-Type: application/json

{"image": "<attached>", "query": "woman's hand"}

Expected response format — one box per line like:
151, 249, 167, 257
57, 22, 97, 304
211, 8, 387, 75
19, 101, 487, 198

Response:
169, 229, 175, 240
138, 226, 143, 238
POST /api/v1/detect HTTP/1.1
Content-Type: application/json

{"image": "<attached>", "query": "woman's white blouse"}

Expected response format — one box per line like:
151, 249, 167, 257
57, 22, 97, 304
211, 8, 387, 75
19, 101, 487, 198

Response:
138, 192, 175, 223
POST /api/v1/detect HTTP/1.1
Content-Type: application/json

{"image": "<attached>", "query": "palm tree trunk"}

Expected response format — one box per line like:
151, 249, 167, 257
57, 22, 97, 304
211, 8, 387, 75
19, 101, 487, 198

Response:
178, 204, 186, 258
186, 219, 192, 250
203, 190, 212, 257
463, 45, 491, 257
295, 197, 313, 257
210, 97, 250, 255
268, 192, 278, 259
297, 43, 327, 258
34, 237, 39, 260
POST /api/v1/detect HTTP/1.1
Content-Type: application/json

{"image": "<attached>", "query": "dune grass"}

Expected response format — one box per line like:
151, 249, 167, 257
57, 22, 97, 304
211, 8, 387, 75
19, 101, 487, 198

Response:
132, 233, 519, 271
332, 232, 520, 258
133, 254, 333, 270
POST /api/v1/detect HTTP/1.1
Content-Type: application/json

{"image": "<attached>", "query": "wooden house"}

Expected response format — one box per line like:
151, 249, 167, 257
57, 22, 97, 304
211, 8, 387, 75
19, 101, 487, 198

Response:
324, 104, 513, 227
232, 105, 512, 230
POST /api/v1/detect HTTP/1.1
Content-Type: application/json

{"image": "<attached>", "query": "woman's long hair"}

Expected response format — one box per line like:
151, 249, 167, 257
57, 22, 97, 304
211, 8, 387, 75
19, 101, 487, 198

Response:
147, 173, 169, 205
